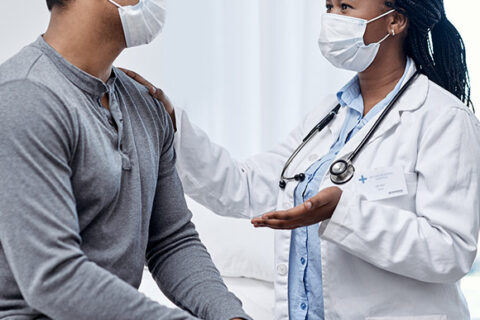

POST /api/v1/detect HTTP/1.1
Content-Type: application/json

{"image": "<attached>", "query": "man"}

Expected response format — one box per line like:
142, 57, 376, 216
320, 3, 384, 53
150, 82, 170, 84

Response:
0, 1, 249, 319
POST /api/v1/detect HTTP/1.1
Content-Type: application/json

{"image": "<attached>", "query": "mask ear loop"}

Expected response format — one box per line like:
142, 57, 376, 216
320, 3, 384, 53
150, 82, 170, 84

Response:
108, 0, 121, 8
377, 33, 390, 44
367, 9, 396, 24
366, 9, 396, 45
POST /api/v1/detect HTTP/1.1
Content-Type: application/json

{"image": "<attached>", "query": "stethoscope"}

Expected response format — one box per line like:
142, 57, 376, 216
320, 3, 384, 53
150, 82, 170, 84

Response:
279, 70, 420, 189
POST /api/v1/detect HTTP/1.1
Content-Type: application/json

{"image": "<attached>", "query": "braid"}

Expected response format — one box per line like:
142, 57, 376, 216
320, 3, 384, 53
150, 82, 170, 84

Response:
386, 0, 473, 110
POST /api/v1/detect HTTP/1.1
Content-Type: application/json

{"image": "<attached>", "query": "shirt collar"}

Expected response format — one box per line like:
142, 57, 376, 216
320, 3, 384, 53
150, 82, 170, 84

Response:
336, 57, 413, 118
336, 74, 363, 115
33, 36, 118, 97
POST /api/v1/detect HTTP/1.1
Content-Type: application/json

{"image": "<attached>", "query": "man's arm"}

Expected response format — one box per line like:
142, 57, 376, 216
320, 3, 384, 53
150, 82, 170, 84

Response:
0, 80, 196, 320
145, 100, 251, 320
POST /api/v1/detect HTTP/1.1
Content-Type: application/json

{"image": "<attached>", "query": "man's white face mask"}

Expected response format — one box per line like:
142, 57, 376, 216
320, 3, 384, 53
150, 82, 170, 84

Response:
109, 0, 166, 48
318, 9, 395, 72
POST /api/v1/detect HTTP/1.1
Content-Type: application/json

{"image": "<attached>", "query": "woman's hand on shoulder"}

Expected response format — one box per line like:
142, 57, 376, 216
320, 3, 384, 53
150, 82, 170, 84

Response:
119, 68, 177, 131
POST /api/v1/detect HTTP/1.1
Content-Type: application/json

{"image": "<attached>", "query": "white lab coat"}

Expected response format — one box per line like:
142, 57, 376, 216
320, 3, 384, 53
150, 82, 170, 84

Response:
173, 63, 480, 320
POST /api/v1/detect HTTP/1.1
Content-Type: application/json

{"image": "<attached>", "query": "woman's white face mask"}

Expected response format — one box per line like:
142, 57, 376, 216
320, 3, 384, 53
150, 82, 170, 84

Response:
109, 0, 166, 48
318, 9, 395, 72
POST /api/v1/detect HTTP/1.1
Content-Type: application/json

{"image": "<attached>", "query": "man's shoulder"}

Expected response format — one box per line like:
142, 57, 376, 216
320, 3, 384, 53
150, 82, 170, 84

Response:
114, 67, 169, 124
0, 41, 46, 85
0, 39, 73, 99
0, 45, 71, 127
0, 41, 72, 111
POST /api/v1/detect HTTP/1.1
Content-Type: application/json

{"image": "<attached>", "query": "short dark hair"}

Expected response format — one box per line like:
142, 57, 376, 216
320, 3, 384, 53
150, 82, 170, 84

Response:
46, 0, 67, 11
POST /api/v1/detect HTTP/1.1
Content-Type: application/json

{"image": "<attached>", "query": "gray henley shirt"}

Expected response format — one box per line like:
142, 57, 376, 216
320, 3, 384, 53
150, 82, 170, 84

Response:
0, 36, 250, 320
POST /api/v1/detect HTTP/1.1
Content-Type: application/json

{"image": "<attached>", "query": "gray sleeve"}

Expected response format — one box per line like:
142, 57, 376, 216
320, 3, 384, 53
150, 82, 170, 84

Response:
0, 80, 197, 320
145, 101, 251, 320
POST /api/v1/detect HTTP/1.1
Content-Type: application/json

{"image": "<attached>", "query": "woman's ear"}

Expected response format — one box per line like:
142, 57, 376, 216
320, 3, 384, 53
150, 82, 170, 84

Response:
390, 11, 408, 37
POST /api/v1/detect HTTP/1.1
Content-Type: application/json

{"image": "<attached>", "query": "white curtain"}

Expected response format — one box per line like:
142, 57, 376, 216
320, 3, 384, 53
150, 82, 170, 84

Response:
117, 0, 353, 159
0, 1, 477, 159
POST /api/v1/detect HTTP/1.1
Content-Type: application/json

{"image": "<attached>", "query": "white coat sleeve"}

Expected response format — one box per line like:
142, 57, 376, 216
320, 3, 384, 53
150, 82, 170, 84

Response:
173, 108, 305, 219
319, 106, 480, 283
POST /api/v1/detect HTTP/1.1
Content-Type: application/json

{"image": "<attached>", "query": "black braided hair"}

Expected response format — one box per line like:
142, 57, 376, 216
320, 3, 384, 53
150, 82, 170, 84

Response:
385, 0, 473, 109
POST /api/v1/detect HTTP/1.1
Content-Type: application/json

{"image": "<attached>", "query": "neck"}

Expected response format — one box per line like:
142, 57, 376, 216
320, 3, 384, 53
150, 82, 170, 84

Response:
43, 10, 125, 83
358, 47, 407, 116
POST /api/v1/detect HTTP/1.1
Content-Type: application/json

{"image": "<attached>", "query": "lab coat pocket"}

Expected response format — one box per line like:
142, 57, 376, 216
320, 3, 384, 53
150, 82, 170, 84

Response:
366, 315, 447, 320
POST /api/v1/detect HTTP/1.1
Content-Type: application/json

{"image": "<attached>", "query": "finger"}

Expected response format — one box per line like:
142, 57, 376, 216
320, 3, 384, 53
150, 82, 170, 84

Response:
251, 217, 268, 225
251, 212, 279, 223
261, 210, 294, 221
252, 223, 267, 228
151, 86, 166, 100
252, 199, 319, 222
261, 203, 312, 221
254, 219, 307, 230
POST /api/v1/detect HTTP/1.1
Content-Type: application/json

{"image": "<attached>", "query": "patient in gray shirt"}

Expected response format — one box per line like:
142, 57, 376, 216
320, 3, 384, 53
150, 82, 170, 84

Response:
0, 22, 249, 320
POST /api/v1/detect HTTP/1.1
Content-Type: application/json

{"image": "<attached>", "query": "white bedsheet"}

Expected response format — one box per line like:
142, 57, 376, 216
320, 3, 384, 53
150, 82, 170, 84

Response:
140, 269, 480, 320
139, 269, 274, 320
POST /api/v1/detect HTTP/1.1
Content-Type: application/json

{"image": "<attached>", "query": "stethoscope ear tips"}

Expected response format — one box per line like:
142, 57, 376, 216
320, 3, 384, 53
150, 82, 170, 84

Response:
294, 173, 306, 182
279, 173, 305, 189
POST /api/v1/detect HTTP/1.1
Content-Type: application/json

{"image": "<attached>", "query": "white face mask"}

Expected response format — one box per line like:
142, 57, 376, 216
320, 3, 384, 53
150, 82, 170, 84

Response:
109, 0, 166, 48
318, 9, 395, 72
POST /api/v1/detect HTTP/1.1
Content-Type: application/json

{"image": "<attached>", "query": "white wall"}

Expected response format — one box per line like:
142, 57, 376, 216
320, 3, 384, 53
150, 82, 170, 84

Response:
1, 1, 478, 159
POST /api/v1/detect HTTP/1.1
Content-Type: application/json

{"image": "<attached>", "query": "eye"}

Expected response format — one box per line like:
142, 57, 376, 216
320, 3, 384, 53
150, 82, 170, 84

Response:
341, 3, 353, 10
325, 4, 333, 12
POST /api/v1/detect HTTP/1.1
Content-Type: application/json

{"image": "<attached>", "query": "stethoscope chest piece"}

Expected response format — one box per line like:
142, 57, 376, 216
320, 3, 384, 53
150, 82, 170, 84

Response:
329, 157, 355, 185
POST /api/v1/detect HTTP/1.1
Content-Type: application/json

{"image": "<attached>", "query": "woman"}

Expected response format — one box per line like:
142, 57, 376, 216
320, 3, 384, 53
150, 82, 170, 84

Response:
124, 0, 479, 318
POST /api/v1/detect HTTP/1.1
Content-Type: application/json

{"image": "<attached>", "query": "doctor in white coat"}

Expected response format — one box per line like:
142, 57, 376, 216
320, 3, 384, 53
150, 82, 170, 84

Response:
123, 0, 480, 319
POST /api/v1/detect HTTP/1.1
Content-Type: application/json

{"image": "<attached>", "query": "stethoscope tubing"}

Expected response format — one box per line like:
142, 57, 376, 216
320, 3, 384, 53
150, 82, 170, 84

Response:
347, 70, 421, 163
279, 105, 341, 186
279, 70, 421, 188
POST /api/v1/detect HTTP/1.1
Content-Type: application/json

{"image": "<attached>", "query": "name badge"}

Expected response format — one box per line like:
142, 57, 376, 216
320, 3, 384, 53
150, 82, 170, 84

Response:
355, 166, 408, 201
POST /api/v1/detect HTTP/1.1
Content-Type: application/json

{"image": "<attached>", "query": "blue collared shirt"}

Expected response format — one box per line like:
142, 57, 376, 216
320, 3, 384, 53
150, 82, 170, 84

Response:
287, 58, 412, 319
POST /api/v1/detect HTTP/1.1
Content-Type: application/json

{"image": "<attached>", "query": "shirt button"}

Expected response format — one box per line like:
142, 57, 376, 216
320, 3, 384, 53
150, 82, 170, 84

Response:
276, 264, 288, 276
300, 257, 306, 265
309, 154, 318, 162
301, 302, 307, 310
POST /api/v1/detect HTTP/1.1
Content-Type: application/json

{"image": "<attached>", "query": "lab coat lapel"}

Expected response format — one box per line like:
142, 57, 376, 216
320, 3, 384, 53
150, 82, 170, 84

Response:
334, 73, 429, 162
363, 74, 429, 147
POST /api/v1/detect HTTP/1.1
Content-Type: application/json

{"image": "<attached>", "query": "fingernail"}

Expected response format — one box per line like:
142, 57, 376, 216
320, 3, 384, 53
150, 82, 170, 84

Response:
305, 201, 313, 210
